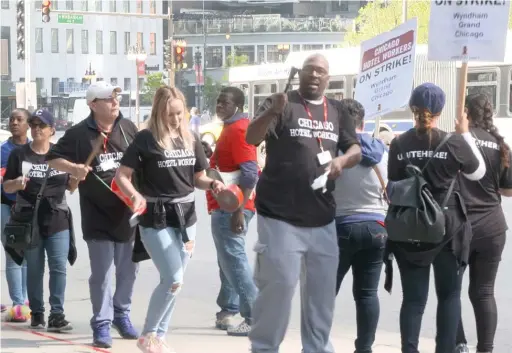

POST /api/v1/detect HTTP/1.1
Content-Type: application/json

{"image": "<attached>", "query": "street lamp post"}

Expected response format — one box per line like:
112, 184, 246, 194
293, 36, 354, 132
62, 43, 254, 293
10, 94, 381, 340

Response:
83, 63, 96, 84
127, 45, 147, 128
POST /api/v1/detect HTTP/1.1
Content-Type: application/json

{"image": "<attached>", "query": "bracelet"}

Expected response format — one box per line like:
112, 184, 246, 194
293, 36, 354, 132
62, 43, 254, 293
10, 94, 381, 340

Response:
209, 180, 216, 190
130, 194, 136, 201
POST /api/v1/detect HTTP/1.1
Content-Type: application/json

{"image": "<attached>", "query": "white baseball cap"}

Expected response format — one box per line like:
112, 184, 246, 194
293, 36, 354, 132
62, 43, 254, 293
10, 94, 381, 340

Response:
86, 81, 122, 104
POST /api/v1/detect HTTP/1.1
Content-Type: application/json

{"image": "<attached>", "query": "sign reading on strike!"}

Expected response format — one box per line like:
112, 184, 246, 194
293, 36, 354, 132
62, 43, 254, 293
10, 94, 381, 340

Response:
428, 0, 510, 62
355, 18, 417, 120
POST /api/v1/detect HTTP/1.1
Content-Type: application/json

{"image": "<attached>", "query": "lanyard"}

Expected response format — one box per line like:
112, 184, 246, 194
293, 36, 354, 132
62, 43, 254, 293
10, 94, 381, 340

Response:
300, 96, 328, 151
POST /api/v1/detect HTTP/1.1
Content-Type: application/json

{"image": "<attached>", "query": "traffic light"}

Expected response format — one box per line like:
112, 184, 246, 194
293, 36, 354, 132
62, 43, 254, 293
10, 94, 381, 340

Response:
164, 38, 172, 70
41, 0, 51, 23
16, 0, 24, 60
174, 39, 187, 70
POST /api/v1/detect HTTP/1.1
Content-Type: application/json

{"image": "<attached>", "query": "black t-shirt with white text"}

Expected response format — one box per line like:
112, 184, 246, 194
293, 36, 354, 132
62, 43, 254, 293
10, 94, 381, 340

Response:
458, 127, 512, 239
5, 143, 69, 236
255, 90, 359, 227
388, 128, 480, 202
46, 114, 138, 242
120, 129, 209, 228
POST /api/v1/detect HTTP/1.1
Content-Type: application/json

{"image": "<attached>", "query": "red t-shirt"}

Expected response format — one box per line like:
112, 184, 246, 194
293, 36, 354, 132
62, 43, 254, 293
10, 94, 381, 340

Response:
207, 118, 257, 213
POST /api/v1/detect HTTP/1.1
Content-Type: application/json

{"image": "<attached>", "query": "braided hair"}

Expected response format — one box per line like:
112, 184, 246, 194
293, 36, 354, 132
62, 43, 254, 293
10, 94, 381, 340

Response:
466, 93, 510, 169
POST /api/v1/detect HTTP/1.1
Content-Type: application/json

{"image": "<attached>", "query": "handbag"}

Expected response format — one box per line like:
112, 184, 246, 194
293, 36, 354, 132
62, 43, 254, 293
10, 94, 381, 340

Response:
4, 168, 50, 251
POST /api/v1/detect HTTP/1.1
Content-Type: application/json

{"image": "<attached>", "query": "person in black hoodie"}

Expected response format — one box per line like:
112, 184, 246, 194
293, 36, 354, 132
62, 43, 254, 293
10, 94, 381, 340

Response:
386, 83, 486, 353
454, 94, 512, 353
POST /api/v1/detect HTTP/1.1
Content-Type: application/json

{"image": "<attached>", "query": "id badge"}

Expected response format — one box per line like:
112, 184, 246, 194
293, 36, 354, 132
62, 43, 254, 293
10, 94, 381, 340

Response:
317, 150, 332, 166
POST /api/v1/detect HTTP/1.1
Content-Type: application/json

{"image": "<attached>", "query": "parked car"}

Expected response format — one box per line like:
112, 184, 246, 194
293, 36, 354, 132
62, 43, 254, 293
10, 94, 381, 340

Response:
55, 118, 73, 131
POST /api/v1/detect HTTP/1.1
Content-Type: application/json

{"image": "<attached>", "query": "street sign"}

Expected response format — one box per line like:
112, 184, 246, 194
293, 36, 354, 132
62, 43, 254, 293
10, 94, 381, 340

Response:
57, 13, 84, 24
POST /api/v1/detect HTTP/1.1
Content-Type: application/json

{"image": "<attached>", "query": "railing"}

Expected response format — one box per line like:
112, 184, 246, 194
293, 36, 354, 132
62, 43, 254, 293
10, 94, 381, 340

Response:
174, 16, 354, 35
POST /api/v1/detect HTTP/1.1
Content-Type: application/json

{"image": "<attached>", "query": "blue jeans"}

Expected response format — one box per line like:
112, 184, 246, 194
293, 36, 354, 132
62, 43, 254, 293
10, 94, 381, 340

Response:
335, 220, 386, 353
395, 247, 462, 353
139, 224, 196, 337
211, 210, 256, 322
24, 230, 70, 315
1, 204, 27, 306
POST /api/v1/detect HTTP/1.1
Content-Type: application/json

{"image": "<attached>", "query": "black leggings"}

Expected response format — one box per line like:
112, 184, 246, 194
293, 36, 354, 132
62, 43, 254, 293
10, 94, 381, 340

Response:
457, 233, 506, 353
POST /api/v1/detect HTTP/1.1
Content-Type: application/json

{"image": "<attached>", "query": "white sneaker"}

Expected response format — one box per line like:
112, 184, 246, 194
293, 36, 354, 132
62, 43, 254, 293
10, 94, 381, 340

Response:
137, 333, 163, 353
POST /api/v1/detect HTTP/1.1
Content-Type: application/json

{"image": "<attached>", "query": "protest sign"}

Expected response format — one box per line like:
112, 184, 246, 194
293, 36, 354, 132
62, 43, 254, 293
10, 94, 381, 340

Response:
354, 18, 417, 120
428, 0, 510, 62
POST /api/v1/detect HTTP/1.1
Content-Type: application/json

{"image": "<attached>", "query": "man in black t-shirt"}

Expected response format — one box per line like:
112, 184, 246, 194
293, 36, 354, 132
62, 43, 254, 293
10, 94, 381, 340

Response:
46, 82, 139, 349
246, 54, 361, 353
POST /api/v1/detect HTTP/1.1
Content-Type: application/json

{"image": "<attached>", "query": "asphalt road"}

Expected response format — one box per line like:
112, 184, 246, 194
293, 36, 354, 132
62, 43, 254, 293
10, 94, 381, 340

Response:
1, 131, 511, 352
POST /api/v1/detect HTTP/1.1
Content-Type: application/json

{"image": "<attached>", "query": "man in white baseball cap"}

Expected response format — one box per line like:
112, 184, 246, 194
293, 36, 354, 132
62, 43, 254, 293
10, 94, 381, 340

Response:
47, 80, 140, 348
86, 81, 122, 104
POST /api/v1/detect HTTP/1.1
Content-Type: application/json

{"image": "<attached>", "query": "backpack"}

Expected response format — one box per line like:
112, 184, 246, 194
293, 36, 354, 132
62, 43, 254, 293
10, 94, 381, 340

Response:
385, 133, 456, 244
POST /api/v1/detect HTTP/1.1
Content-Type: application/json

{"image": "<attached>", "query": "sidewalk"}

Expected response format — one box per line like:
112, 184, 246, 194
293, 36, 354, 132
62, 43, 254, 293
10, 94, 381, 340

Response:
1, 321, 438, 353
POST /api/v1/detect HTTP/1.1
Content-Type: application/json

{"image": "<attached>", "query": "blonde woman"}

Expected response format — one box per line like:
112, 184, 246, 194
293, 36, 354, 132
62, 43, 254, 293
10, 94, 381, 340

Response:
115, 86, 224, 353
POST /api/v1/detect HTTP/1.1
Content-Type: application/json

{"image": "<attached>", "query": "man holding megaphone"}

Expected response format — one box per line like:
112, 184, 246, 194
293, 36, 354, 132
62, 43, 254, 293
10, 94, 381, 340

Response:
246, 54, 362, 353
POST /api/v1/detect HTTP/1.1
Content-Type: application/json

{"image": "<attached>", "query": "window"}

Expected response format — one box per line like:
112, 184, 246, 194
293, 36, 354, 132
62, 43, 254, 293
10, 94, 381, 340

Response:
66, 0, 73, 10
109, 0, 116, 12
205, 46, 222, 68
66, 29, 74, 53
110, 31, 117, 54
96, 30, 103, 54
136, 0, 142, 13
111, 77, 118, 86
81, 30, 89, 53
50, 0, 58, 10
331, 1, 349, 11
149, 0, 156, 14
124, 32, 130, 53
325, 80, 345, 100
35, 28, 43, 53
352, 77, 357, 98
123, 0, 130, 12
149, 33, 156, 55
124, 78, 131, 91
81, 0, 88, 10
1, 1, 9, 9
94, 0, 102, 11
52, 77, 59, 96
509, 69, 512, 114
36, 77, 44, 94
35, 1, 42, 9
136, 32, 143, 48
138, 77, 145, 90
51, 28, 59, 53
466, 70, 499, 111
253, 84, 277, 112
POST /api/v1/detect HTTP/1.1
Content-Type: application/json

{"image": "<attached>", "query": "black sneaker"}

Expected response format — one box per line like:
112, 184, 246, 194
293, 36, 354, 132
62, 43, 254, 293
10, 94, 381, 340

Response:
47, 313, 73, 333
30, 312, 46, 330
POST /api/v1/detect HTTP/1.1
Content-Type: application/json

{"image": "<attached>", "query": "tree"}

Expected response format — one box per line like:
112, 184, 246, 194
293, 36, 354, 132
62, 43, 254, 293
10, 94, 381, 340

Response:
202, 75, 224, 112
226, 52, 249, 67
344, 0, 431, 46
141, 72, 165, 105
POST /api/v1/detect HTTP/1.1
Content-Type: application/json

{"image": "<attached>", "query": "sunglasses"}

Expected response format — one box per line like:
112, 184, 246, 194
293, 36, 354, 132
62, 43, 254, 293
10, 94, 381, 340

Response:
29, 121, 50, 129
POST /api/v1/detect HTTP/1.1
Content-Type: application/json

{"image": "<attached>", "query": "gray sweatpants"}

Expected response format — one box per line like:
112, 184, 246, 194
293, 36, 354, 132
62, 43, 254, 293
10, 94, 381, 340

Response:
249, 215, 339, 353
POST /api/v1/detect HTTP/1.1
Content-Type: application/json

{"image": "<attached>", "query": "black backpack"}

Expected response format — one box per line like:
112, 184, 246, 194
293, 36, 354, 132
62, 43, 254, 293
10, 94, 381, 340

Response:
385, 133, 456, 244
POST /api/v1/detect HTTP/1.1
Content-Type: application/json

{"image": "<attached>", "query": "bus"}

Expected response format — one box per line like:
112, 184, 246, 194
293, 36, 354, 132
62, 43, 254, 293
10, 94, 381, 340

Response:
229, 36, 512, 145
66, 90, 151, 125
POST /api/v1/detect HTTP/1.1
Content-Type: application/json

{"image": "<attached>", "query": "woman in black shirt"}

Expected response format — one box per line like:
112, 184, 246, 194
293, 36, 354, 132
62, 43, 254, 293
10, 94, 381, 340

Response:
3, 110, 76, 332
115, 86, 224, 353
386, 83, 486, 353
455, 94, 512, 353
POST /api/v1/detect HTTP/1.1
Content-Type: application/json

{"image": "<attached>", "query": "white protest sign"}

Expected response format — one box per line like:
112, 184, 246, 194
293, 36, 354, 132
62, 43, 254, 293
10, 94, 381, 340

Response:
354, 18, 417, 120
428, 0, 510, 62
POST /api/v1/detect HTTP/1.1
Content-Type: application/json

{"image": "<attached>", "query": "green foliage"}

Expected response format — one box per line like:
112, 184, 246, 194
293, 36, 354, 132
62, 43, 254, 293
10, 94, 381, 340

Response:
344, 0, 431, 46
203, 75, 224, 112
226, 52, 249, 67
141, 72, 165, 105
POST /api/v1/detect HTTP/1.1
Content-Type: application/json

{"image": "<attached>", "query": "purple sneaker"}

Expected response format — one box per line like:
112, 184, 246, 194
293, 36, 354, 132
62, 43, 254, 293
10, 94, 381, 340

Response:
92, 324, 112, 348
1, 304, 7, 313
112, 316, 138, 339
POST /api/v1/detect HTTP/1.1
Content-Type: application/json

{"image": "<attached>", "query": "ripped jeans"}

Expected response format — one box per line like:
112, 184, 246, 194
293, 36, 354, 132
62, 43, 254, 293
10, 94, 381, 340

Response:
139, 224, 196, 337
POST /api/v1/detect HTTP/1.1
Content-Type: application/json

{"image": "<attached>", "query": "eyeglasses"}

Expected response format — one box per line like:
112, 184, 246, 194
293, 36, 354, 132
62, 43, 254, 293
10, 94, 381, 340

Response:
302, 65, 328, 77
93, 92, 122, 103
29, 122, 49, 128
